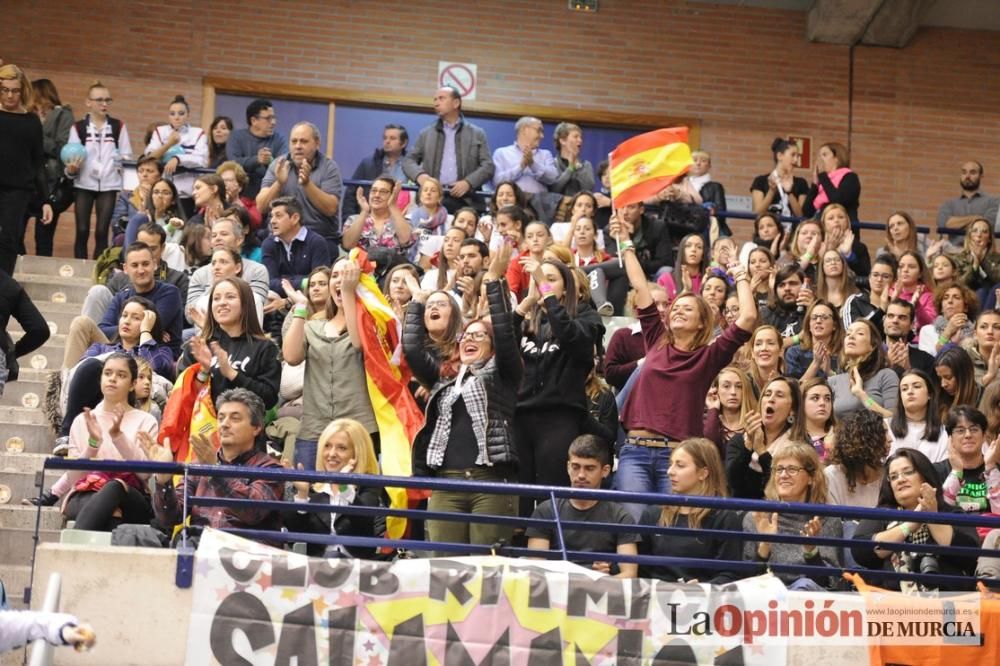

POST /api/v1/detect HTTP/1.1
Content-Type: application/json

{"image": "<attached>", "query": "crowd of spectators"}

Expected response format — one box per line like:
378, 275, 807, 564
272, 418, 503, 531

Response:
3, 62, 1000, 591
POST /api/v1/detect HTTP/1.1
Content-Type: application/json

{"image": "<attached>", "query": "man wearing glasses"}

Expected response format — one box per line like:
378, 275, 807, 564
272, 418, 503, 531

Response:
0, 64, 52, 275
226, 98, 288, 199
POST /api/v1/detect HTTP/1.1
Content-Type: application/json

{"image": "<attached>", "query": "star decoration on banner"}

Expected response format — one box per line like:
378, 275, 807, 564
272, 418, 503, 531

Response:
364, 639, 375, 652
280, 587, 299, 602
336, 590, 355, 607
215, 586, 231, 602
313, 596, 330, 616
256, 571, 272, 589
367, 655, 383, 666
195, 557, 214, 577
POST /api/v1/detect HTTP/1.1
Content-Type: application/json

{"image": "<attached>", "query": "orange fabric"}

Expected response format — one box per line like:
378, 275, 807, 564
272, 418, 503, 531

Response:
848, 573, 999, 665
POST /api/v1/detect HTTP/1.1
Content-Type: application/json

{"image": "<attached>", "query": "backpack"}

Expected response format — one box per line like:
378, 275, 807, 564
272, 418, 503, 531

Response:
92, 246, 123, 285
75, 116, 123, 148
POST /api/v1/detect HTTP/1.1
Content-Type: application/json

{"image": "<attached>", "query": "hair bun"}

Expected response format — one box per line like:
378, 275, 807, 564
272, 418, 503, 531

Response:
770, 137, 787, 153
172, 95, 186, 104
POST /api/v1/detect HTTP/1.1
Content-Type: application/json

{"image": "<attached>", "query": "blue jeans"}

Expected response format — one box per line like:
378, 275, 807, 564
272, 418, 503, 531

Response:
615, 443, 672, 521
293, 438, 319, 471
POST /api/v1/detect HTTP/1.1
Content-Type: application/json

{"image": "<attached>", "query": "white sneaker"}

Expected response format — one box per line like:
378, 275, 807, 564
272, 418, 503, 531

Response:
52, 436, 70, 457
597, 301, 615, 317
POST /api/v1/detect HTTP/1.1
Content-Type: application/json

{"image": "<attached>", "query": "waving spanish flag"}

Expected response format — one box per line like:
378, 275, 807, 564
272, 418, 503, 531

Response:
609, 127, 693, 208
347, 248, 426, 540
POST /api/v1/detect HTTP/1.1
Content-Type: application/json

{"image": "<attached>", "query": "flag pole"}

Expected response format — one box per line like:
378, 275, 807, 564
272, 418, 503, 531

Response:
608, 151, 623, 268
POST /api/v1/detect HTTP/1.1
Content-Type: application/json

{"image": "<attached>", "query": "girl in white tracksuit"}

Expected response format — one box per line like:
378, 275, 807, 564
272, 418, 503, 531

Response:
65, 81, 133, 259
145, 95, 209, 217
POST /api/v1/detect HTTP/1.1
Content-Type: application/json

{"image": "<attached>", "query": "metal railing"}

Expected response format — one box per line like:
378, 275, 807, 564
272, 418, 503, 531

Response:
30, 457, 1000, 593
124, 159, 976, 239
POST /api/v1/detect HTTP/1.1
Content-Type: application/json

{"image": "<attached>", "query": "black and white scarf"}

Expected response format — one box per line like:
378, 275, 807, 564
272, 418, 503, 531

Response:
426, 359, 493, 469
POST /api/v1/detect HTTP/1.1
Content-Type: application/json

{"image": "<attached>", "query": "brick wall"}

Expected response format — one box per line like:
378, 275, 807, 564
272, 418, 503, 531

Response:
5, 0, 1000, 255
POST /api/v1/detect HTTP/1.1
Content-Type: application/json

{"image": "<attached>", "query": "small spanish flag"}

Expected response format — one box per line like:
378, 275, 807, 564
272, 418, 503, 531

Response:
609, 127, 693, 208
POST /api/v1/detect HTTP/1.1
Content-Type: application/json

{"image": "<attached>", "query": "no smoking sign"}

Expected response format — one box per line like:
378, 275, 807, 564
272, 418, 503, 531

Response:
438, 61, 477, 101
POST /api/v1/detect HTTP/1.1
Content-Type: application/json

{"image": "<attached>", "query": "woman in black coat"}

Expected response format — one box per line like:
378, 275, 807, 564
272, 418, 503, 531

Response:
406, 243, 523, 552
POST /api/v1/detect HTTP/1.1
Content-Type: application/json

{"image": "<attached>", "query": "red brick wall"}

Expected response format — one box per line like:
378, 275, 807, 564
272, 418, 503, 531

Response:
5, 0, 1000, 255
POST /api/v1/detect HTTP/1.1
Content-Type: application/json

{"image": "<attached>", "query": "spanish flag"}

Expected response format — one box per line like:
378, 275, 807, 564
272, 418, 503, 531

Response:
609, 127, 693, 208
347, 248, 426, 540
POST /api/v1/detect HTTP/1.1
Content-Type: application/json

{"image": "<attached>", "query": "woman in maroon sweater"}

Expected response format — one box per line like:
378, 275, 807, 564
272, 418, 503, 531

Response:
612, 212, 757, 498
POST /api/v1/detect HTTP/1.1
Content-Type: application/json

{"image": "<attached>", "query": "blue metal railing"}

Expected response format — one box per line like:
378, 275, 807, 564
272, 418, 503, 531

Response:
31, 457, 1000, 594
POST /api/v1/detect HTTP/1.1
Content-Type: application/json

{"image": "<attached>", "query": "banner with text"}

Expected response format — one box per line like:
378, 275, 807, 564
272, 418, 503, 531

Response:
185, 529, 986, 665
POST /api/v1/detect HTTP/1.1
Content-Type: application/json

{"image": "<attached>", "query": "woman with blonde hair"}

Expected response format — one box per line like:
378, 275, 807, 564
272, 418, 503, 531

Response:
745, 324, 784, 394
284, 418, 385, 558
744, 441, 843, 590
639, 438, 744, 584
704, 366, 757, 457
0, 64, 53, 273
64, 80, 133, 259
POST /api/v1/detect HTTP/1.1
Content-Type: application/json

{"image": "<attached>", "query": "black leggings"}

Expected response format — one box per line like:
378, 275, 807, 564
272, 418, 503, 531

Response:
513, 407, 584, 517
74, 189, 117, 259
582, 260, 629, 315
65, 482, 153, 531
60, 358, 103, 437
0, 188, 31, 276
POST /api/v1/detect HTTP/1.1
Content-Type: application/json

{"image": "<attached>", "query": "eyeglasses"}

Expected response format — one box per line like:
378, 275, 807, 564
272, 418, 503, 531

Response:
888, 468, 918, 483
369, 188, 393, 196
425, 300, 451, 310
89, 97, 113, 103
723, 307, 740, 316
459, 331, 490, 342
810, 313, 833, 321
0, 87, 22, 96
774, 465, 806, 477
870, 272, 893, 281
951, 426, 982, 437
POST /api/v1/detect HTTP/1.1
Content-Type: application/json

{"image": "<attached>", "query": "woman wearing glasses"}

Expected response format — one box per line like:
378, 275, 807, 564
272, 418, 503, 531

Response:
935, 407, 1000, 533
65, 81, 133, 259
785, 301, 844, 381
852, 448, 979, 591
409, 244, 521, 550
0, 64, 54, 275
743, 441, 843, 590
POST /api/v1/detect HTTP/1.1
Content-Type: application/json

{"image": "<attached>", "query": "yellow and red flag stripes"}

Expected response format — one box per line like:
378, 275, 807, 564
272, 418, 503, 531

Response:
347, 248, 427, 540
609, 127, 693, 209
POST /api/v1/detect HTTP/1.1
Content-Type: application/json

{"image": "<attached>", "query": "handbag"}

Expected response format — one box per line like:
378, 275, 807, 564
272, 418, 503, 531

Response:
48, 174, 75, 216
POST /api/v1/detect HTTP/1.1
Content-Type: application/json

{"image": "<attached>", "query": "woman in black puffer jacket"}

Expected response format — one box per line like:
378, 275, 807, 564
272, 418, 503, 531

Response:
406, 244, 522, 553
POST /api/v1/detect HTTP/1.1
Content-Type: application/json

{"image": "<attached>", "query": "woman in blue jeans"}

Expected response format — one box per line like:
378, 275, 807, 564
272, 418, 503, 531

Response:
611, 212, 757, 511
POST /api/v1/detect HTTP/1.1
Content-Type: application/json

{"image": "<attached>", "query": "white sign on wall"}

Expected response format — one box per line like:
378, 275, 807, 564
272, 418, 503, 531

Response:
438, 61, 478, 101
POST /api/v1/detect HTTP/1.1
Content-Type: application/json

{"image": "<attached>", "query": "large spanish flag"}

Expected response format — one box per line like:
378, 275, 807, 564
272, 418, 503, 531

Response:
609, 127, 693, 208
347, 248, 426, 540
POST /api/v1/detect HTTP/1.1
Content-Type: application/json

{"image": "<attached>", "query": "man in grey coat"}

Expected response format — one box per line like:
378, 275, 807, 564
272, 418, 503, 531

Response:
402, 86, 494, 213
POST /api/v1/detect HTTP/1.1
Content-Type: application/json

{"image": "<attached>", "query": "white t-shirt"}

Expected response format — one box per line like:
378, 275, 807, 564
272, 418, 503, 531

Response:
825, 465, 882, 508
886, 417, 950, 463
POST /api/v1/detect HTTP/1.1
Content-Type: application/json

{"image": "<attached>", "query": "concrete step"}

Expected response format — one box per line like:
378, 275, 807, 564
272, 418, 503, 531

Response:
15, 254, 96, 278
12, 368, 57, 384
8, 302, 82, 337
0, 406, 49, 427
4, 340, 66, 372
0, 424, 58, 456
21, 279, 92, 308
0, 467, 44, 505
0, 526, 60, 567
0, 505, 63, 530
1, 564, 32, 610
0, 379, 47, 409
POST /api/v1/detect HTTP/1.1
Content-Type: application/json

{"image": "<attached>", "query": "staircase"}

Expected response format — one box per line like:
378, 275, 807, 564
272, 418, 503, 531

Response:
1, 255, 95, 612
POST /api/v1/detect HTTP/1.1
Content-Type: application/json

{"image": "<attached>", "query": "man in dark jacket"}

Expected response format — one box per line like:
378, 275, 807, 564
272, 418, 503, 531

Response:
260, 196, 330, 295
402, 86, 494, 213
343, 124, 408, 218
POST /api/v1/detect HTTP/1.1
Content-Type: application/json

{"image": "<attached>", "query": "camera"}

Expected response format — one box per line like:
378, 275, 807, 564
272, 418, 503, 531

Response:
918, 555, 940, 575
